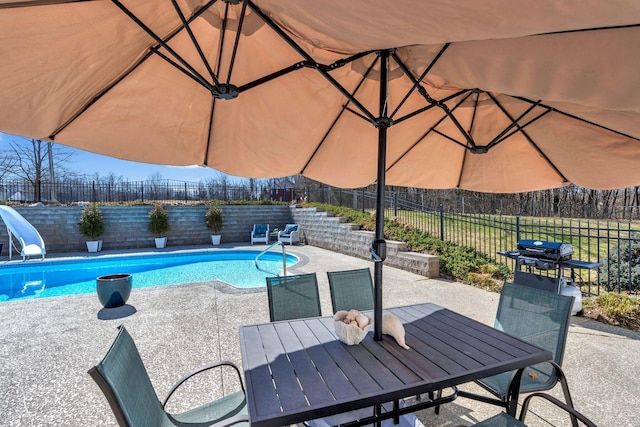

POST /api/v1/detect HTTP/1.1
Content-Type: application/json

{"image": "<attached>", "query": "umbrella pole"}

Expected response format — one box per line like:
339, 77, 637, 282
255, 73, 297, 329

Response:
373, 50, 390, 341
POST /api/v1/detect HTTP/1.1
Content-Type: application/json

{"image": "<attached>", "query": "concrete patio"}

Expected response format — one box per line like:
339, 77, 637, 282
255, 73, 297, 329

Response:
1, 244, 638, 426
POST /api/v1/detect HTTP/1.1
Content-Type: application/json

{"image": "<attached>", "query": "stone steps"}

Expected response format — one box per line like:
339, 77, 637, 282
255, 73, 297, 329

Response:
290, 207, 439, 278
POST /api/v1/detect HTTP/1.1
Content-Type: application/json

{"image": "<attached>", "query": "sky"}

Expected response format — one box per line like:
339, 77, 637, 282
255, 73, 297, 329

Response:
0, 133, 247, 183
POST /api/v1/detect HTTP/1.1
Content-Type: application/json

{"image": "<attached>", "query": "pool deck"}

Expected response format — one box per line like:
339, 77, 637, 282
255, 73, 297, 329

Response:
1, 243, 638, 426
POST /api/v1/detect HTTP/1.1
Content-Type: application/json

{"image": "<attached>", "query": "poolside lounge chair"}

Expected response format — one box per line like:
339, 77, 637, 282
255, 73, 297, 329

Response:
266, 273, 321, 321
277, 223, 300, 245
327, 268, 375, 313
456, 283, 577, 423
88, 325, 249, 427
250, 223, 269, 245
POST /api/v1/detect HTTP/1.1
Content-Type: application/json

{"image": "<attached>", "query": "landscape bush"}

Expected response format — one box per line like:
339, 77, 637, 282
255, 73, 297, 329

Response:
599, 233, 640, 292
306, 203, 509, 284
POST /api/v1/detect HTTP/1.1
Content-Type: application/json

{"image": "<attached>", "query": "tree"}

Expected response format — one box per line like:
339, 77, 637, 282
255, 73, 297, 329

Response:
6, 137, 74, 202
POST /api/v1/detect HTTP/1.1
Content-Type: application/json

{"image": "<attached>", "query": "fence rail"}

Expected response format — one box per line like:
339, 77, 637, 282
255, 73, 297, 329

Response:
303, 187, 640, 296
2, 180, 638, 294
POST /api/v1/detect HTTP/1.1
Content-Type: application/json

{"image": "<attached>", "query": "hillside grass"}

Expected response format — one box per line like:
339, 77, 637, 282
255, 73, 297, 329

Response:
307, 202, 640, 331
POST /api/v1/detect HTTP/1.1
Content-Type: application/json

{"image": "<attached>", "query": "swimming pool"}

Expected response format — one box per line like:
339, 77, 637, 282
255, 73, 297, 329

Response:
0, 250, 298, 302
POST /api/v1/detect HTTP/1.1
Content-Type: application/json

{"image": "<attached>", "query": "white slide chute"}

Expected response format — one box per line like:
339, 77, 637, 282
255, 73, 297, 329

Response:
0, 205, 46, 261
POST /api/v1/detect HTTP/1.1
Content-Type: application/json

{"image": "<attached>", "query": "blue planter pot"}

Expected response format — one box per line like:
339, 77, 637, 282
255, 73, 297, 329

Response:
96, 273, 132, 308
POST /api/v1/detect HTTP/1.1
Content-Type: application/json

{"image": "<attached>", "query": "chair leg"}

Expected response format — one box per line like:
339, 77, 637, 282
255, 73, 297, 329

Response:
552, 362, 578, 427
504, 368, 526, 416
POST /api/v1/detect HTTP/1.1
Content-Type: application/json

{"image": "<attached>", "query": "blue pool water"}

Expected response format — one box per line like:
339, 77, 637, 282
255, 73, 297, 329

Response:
0, 250, 298, 302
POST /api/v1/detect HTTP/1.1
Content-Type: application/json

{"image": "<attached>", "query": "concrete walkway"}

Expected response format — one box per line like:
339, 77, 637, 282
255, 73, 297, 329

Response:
1, 244, 638, 426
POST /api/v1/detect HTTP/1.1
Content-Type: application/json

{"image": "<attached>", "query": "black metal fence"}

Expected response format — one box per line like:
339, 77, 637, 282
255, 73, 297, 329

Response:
0, 180, 298, 204
2, 179, 638, 295
303, 187, 640, 296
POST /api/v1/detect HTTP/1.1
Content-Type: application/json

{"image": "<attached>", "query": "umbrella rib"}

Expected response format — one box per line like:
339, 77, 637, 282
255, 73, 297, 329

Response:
300, 55, 382, 175
488, 97, 568, 181
111, 0, 215, 93
538, 23, 640, 36
393, 47, 477, 150
169, 0, 218, 85
388, 91, 479, 173
48, 48, 159, 140
224, 0, 249, 84
239, 50, 374, 93
393, 89, 469, 125
483, 93, 544, 149
0, 0, 93, 8
248, 1, 377, 123
386, 113, 452, 172
513, 96, 640, 142
389, 44, 450, 121
48, 1, 217, 139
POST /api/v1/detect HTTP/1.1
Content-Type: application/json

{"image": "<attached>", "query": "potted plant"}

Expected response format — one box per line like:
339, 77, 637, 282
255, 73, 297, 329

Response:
148, 204, 169, 248
205, 206, 223, 245
78, 203, 104, 252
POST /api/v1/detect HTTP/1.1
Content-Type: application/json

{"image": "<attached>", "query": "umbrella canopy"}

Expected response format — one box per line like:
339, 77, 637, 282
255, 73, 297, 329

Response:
2, 0, 640, 337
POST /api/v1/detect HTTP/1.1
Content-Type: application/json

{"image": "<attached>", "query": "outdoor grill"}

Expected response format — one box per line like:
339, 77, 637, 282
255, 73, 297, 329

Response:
499, 239, 600, 315
501, 240, 574, 270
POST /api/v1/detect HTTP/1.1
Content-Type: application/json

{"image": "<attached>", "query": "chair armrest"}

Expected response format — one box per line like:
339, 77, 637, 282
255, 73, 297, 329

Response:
162, 360, 245, 408
520, 392, 597, 427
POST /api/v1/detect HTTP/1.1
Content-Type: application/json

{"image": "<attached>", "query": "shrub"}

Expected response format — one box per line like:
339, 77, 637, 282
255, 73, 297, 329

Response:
599, 233, 640, 292
205, 206, 223, 233
148, 204, 170, 236
78, 204, 104, 239
305, 202, 510, 284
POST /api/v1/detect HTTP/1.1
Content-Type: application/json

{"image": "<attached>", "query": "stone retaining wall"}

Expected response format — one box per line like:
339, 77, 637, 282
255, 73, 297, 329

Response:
0, 205, 439, 278
290, 207, 439, 278
0, 205, 291, 253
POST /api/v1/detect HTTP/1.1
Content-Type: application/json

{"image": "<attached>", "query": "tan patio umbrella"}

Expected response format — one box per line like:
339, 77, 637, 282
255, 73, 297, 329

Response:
1, 0, 640, 338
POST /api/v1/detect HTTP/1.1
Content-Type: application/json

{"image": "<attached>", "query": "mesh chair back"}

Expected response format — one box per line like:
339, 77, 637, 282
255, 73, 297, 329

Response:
486, 282, 574, 394
88, 326, 169, 427
514, 270, 561, 293
266, 273, 322, 321
327, 268, 375, 313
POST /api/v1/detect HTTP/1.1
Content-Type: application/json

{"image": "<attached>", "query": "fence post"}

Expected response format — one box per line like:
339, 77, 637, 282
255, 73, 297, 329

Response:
516, 216, 521, 243
362, 188, 365, 213
141, 182, 144, 203
439, 204, 444, 241
394, 192, 398, 217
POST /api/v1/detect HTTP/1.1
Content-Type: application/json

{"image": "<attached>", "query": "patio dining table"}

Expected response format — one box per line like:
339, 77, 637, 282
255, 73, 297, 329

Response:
239, 303, 552, 427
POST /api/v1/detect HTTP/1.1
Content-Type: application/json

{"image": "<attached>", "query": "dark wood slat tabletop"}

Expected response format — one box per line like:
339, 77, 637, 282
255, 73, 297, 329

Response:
239, 303, 552, 427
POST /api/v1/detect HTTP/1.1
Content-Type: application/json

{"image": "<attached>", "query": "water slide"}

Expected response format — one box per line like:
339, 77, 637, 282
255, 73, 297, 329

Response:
0, 205, 46, 261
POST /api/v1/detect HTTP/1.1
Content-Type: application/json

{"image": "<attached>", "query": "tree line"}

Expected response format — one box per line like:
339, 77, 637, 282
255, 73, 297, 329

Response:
2, 138, 640, 219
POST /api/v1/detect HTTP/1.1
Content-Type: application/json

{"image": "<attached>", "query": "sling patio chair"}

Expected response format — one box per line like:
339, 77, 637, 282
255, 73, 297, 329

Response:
455, 282, 578, 425
266, 273, 322, 321
513, 270, 561, 293
88, 325, 249, 427
250, 224, 269, 245
327, 268, 375, 313
465, 392, 597, 427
